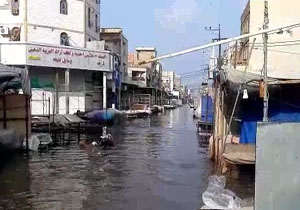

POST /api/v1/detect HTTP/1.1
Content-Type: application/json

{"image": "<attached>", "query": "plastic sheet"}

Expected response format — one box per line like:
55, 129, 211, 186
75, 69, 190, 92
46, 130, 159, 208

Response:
28, 135, 40, 151
28, 133, 53, 151
202, 176, 243, 209
194, 107, 202, 119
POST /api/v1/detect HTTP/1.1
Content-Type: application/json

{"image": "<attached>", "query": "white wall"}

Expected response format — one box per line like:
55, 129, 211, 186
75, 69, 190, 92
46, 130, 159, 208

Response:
31, 89, 54, 115
0, 0, 24, 42
0, 0, 100, 47
27, 26, 84, 47
162, 71, 175, 91
27, 0, 85, 47
248, 0, 300, 79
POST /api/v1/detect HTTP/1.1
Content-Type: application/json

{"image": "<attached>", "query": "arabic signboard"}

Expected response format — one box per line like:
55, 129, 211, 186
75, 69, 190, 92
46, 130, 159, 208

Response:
26, 44, 112, 71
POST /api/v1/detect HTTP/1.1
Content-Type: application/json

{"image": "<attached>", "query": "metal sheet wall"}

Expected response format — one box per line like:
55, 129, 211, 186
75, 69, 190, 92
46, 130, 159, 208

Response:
256, 122, 300, 210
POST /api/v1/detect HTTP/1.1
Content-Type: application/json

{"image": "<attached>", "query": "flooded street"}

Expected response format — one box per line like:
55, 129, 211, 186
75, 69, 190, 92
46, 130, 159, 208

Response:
0, 106, 253, 210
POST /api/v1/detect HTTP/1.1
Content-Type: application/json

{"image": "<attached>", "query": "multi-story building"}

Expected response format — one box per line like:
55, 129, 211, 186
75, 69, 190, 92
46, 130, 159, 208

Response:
0, 0, 115, 114
174, 75, 181, 91
161, 71, 175, 93
100, 28, 128, 79
100, 28, 128, 108
128, 47, 162, 89
228, 0, 300, 79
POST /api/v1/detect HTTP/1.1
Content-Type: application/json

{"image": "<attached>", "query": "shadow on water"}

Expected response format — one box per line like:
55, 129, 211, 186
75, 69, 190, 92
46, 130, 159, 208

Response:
0, 106, 253, 210
0, 154, 32, 210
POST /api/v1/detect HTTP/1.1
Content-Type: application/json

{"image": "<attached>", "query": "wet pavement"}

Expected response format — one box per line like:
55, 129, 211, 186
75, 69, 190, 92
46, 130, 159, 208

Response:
0, 106, 254, 210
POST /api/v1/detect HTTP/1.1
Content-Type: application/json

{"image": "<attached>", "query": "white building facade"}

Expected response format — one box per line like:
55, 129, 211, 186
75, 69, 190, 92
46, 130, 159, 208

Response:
161, 71, 175, 93
227, 0, 300, 79
0, 0, 115, 115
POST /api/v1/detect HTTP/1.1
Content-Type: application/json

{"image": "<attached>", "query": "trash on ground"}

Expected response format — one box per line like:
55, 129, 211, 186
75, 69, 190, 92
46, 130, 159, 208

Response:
201, 175, 253, 209
28, 133, 53, 151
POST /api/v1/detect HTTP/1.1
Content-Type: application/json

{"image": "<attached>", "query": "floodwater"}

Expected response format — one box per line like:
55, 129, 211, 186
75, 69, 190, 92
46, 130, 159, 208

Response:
0, 106, 254, 210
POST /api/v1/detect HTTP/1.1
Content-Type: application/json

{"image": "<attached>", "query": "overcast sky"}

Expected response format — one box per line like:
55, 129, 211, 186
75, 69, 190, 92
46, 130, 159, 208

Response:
101, 0, 249, 85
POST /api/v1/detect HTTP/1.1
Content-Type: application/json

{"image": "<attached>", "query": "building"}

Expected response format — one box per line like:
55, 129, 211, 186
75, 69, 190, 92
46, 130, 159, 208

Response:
100, 28, 128, 79
122, 47, 164, 108
100, 28, 128, 108
0, 0, 100, 46
211, 0, 300, 178
228, 0, 300, 79
174, 75, 181, 91
127, 67, 148, 88
128, 47, 162, 88
161, 71, 175, 93
0, 0, 116, 115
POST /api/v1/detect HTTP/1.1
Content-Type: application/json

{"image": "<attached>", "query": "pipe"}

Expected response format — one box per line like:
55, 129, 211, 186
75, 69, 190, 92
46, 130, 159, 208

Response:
139, 22, 300, 64
83, 0, 87, 47
24, 0, 28, 42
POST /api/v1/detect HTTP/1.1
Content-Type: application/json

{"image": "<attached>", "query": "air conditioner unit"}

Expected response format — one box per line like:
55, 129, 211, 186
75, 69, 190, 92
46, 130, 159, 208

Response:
0, 27, 9, 35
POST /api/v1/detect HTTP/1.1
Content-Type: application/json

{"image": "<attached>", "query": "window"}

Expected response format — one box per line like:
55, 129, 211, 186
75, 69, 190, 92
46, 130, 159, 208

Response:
60, 32, 70, 46
11, 0, 19, 16
95, 14, 98, 32
88, 8, 91, 27
60, 0, 68, 15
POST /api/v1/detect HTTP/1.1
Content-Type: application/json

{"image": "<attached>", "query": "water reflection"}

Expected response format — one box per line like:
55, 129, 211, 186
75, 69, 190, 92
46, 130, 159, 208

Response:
0, 106, 252, 210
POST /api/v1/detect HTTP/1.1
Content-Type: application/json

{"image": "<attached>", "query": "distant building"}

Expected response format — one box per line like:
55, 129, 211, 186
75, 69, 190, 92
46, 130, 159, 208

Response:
174, 75, 181, 91
128, 47, 161, 89
0, 0, 115, 114
161, 71, 175, 93
100, 28, 128, 80
100, 28, 128, 108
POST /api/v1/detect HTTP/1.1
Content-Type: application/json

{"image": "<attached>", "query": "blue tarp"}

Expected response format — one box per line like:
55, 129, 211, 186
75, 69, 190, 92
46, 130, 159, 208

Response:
201, 95, 214, 123
240, 99, 300, 144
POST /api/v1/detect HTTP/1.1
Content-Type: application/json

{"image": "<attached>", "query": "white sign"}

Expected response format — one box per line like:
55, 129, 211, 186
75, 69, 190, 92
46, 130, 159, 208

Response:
26, 44, 112, 71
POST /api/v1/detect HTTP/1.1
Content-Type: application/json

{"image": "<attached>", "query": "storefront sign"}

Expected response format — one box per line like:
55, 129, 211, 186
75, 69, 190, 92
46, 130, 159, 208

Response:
26, 44, 112, 71
28, 55, 41, 61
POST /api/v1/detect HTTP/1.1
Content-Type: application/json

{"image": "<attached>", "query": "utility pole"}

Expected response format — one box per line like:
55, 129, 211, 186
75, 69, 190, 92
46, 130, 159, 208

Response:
218, 24, 221, 72
205, 25, 222, 145
24, 0, 28, 42
205, 24, 222, 74
263, 0, 269, 122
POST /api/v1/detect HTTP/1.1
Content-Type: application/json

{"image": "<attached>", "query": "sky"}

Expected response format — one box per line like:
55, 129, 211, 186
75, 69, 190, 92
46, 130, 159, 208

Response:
101, 0, 248, 86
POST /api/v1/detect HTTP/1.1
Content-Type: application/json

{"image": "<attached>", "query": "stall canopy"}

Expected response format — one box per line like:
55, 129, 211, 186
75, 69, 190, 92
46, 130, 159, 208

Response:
0, 64, 31, 95
222, 68, 300, 144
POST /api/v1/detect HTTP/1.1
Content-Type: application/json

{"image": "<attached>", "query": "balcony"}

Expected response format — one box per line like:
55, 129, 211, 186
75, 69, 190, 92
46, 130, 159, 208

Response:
122, 75, 146, 88
0, 42, 113, 71
226, 41, 250, 69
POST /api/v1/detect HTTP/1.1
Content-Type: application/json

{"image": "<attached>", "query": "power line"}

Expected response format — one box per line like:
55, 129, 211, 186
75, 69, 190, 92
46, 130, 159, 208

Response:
179, 69, 207, 76
254, 47, 300, 55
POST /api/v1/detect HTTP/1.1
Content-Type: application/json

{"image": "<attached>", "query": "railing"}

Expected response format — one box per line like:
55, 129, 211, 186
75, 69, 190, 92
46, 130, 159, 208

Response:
226, 41, 250, 68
